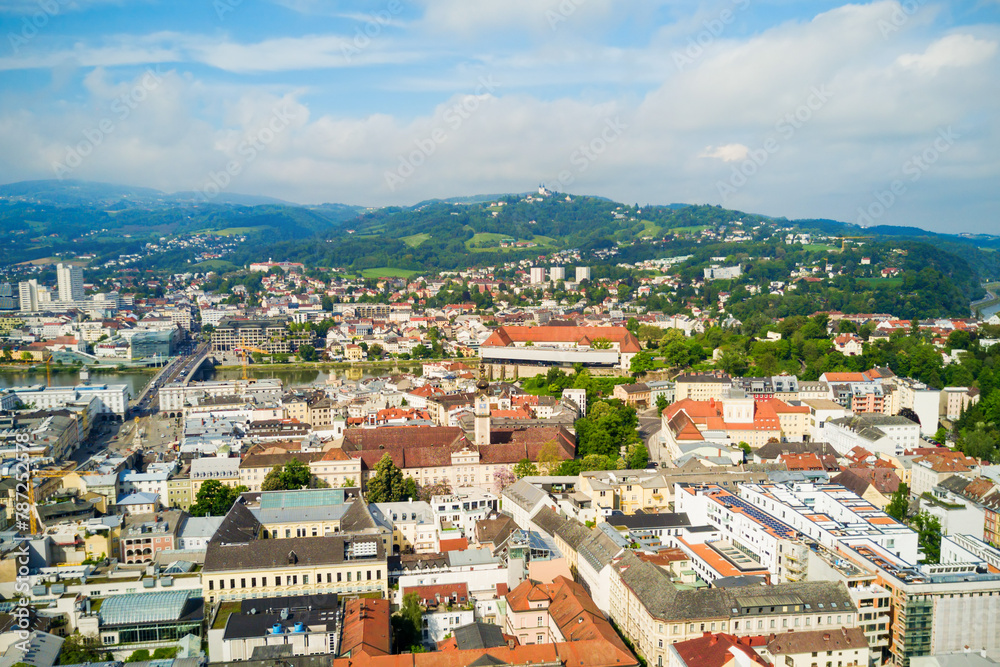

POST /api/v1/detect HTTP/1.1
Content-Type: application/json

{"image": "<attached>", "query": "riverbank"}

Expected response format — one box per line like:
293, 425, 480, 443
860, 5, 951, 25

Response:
0, 364, 157, 375
213, 360, 431, 372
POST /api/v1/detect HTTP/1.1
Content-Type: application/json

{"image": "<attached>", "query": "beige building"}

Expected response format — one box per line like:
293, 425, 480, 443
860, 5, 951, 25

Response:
761, 628, 869, 667
238, 451, 324, 492
609, 550, 860, 667
673, 372, 732, 401
190, 457, 242, 495
283, 391, 341, 427
202, 503, 388, 604
309, 448, 362, 488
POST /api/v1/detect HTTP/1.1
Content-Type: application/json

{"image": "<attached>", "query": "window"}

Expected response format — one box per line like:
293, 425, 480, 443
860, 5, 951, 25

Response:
347, 572, 352, 582
208, 580, 214, 590
275, 576, 281, 585
337, 572, 342, 582
241, 578, 246, 588
770, 620, 776, 629
303, 575, 309, 585
262, 577, 267, 586
537, 634, 544, 644
251, 578, 256, 587
230, 579, 236, 589
292, 575, 298, 585
658, 640, 663, 648
367, 570, 372, 580
538, 616, 544, 627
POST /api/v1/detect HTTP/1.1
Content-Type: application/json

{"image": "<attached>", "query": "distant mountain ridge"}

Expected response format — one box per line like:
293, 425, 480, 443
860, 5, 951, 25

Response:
0, 179, 297, 208
2, 178, 999, 286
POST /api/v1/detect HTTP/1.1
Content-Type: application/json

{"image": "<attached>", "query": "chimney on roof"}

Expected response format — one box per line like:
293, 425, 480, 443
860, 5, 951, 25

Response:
823, 633, 831, 641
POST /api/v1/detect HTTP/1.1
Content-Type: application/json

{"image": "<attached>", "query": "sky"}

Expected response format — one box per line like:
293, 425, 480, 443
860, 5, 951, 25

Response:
0, 0, 998, 233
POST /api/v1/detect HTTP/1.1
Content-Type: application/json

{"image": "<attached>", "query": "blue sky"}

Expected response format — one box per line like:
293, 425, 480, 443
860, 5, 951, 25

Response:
0, 0, 998, 233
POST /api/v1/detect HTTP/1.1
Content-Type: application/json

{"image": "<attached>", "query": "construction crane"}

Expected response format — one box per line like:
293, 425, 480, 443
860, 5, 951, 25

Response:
24, 468, 76, 535
234, 345, 271, 381
829, 236, 873, 252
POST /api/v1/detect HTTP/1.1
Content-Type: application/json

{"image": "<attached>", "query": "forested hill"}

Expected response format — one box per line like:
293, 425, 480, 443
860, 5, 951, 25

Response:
0, 179, 994, 319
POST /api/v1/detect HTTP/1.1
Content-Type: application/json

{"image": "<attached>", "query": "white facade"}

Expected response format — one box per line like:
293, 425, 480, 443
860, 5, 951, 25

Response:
549, 266, 566, 282
824, 415, 920, 457
530, 267, 546, 284
121, 471, 170, 503
431, 488, 498, 536
398, 567, 510, 602
56, 263, 85, 302
739, 482, 919, 563
422, 608, 475, 645
159, 379, 283, 411
10, 383, 129, 416
894, 378, 942, 437
575, 266, 592, 282
674, 484, 784, 575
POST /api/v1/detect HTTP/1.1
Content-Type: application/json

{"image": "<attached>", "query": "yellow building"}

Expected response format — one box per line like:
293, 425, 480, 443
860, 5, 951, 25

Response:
203, 524, 387, 604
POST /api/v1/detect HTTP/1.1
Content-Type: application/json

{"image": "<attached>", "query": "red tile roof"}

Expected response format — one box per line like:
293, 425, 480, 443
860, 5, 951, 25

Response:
438, 538, 468, 552
404, 582, 469, 607
481, 325, 642, 353
671, 633, 770, 667
339, 598, 391, 658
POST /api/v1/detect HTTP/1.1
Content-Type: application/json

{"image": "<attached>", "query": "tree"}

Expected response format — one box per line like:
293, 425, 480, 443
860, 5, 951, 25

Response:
125, 650, 151, 663
536, 442, 563, 474
885, 482, 910, 522
911, 511, 942, 564
417, 480, 452, 502
57, 634, 105, 665
189, 480, 247, 517
590, 337, 612, 350
933, 426, 948, 443
512, 458, 538, 478
959, 427, 997, 462
366, 453, 405, 502
297, 344, 317, 362
626, 443, 649, 469
655, 394, 668, 415
369, 344, 385, 359
403, 477, 418, 500
492, 466, 516, 494
629, 351, 655, 377
896, 407, 921, 428
260, 460, 313, 492
392, 592, 424, 652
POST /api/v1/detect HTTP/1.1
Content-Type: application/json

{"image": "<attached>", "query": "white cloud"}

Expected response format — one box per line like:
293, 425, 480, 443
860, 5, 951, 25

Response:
896, 33, 998, 74
0, 2, 998, 232
700, 144, 750, 162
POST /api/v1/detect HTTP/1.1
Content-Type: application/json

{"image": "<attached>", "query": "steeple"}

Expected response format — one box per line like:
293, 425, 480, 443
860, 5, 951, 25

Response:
475, 361, 491, 446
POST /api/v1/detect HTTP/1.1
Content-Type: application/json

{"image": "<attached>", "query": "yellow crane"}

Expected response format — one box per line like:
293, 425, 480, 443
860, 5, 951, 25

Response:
829, 236, 873, 252
234, 345, 271, 380
24, 468, 76, 535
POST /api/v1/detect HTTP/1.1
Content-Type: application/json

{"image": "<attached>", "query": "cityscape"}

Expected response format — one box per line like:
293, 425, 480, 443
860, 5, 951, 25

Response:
1, 3, 1000, 667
